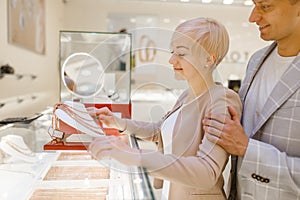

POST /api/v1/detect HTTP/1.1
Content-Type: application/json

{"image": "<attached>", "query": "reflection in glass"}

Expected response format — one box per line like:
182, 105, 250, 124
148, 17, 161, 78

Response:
59, 31, 131, 104
62, 52, 104, 98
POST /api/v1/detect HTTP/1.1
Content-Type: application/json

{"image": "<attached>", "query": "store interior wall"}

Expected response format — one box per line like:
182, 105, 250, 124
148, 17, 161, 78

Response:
0, 0, 64, 119
0, 0, 270, 120
62, 0, 269, 88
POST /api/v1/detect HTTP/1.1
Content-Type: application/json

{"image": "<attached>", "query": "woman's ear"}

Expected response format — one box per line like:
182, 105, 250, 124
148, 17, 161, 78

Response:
212, 55, 216, 62
206, 55, 216, 67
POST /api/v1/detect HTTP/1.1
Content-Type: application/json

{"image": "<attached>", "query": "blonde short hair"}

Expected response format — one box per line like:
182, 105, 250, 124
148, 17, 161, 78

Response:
175, 17, 229, 67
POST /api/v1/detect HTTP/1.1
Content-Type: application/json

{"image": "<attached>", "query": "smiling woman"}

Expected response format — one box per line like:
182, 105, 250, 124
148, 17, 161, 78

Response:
88, 17, 242, 200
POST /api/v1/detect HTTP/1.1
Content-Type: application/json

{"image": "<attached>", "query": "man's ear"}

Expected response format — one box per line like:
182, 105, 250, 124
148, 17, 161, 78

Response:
296, 1, 300, 17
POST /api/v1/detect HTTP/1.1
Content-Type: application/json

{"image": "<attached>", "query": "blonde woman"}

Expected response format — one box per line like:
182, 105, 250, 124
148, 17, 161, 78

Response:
89, 17, 242, 200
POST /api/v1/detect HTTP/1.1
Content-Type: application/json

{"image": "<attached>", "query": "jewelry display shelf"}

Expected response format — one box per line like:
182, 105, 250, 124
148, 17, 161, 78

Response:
26, 150, 127, 200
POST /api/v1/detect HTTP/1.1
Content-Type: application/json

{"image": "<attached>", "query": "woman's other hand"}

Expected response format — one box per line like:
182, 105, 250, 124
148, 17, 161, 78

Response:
88, 135, 140, 166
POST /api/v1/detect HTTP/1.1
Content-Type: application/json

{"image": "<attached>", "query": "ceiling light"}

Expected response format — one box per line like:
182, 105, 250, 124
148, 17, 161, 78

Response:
179, 19, 186, 24
147, 18, 153, 23
130, 18, 136, 23
180, 0, 190, 2
202, 0, 212, 3
163, 18, 170, 23
223, 0, 234, 4
244, 0, 253, 6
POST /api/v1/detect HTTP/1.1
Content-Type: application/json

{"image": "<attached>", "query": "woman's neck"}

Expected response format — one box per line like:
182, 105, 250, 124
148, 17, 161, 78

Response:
185, 76, 215, 103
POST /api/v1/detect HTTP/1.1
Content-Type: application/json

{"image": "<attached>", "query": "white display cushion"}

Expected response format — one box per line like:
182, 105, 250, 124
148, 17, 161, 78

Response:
0, 135, 38, 163
54, 101, 104, 137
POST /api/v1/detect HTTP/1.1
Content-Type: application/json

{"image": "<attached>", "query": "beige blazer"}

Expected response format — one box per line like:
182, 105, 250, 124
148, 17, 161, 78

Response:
230, 42, 300, 200
123, 85, 242, 200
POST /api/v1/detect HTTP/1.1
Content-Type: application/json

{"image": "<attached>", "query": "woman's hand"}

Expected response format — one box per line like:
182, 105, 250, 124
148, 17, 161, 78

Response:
87, 107, 126, 131
88, 135, 141, 166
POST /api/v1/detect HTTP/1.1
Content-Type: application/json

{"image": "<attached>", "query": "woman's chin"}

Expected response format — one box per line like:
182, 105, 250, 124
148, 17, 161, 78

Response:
174, 72, 184, 80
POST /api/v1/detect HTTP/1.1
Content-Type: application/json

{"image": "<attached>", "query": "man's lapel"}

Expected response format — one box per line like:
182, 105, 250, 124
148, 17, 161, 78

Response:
239, 43, 277, 104
252, 53, 300, 137
239, 43, 276, 137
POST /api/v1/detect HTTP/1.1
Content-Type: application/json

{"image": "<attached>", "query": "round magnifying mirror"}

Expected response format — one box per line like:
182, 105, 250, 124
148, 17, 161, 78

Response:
61, 52, 104, 98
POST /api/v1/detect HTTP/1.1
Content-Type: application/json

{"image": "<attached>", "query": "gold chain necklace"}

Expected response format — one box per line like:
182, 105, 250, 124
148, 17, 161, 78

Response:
60, 106, 103, 134
60, 105, 99, 128
59, 103, 94, 121
52, 103, 104, 136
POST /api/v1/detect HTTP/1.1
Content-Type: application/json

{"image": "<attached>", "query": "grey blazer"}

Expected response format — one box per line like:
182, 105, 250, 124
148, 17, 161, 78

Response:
233, 42, 300, 199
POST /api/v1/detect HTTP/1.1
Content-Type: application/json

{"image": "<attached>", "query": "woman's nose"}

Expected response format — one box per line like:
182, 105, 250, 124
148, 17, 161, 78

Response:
169, 54, 177, 65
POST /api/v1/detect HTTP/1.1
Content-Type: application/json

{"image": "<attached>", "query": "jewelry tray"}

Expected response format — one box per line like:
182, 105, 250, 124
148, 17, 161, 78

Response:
26, 151, 134, 200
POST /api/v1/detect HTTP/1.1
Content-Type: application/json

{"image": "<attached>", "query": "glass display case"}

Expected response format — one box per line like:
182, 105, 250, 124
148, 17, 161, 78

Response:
59, 30, 131, 104
44, 31, 133, 150
0, 112, 155, 200
0, 31, 154, 200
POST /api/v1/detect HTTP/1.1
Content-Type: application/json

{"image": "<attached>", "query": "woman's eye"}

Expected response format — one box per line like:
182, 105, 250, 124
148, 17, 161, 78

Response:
170, 51, 186, 57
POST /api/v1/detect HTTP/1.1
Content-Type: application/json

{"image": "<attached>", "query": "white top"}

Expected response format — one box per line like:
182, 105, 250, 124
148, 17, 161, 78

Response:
243, 46, 295, 136
160, 107, 181, 200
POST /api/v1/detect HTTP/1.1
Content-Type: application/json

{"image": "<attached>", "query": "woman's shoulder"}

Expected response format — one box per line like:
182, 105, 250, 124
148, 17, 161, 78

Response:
206, 84, 242, 106
209, 83, 238, 96
208, 84, 242, 115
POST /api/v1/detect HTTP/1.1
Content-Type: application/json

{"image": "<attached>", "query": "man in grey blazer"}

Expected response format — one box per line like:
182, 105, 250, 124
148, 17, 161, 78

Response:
202, 0, 300, 199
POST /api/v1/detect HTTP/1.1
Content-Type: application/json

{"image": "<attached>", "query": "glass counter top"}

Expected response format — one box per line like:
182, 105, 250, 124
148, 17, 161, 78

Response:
0, 110, 155, 200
